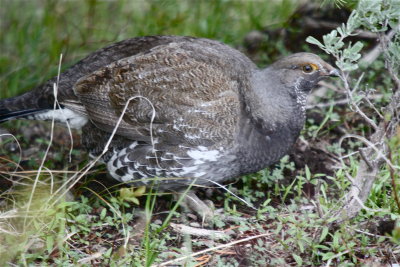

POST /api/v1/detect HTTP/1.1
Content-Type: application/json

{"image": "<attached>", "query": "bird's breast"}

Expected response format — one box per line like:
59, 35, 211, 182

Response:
236, 117, 301, 175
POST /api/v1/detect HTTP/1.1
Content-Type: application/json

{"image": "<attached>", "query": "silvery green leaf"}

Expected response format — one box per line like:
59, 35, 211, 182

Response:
388, 20, 399, 30
341, 62, 359, 71
343, 49, 352, 59
323, 30, 338, 45
346, 11, 359, 32
334, 41, 345, 50
306, 36, 324, 48
350, 41, 364, 54
337, 26, 344, 37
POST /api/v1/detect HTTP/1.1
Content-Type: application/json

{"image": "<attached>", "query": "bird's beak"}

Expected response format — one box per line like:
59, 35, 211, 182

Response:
320, 66, 340, 77
328, 68, 340, 77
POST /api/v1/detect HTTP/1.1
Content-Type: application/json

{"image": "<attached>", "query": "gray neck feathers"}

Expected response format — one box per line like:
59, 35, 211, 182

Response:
243, 69, 306, 134
235, 69, 307, 174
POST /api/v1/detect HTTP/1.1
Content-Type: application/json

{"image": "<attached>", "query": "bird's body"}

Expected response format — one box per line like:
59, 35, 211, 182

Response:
0, 36, 338, 191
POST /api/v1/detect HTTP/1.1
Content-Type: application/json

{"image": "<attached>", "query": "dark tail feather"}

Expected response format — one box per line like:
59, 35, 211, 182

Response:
0, 87, 55, 123
0, 108, 45, 123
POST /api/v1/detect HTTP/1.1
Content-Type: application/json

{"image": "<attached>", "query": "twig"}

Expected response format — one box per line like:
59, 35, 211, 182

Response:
0, 133, 22, 173
359, 148, 374, 171
358, 29, 397, 66
306, 94, 384, 109
342, 72, 379, 130
194, 255, 211, 267
155, 232, 271, 267
363, 93, 384, 120
204, 179, 257, 211
359, 42, 383, 66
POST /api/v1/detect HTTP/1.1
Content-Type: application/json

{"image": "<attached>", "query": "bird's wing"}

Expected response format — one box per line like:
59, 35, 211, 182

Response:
73, 41, 242, 148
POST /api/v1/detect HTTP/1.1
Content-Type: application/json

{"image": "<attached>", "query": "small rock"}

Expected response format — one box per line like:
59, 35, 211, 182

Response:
153, 219, 162, 225
189, 222, 200, 228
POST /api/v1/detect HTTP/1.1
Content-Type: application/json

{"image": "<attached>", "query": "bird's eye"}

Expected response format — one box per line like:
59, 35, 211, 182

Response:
302, 64, 314, 73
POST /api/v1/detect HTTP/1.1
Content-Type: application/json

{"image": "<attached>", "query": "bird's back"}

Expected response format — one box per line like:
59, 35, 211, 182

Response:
0, 36, 252, 120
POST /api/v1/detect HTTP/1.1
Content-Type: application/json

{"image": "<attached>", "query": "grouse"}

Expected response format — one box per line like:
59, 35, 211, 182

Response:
0, 36, 338, 191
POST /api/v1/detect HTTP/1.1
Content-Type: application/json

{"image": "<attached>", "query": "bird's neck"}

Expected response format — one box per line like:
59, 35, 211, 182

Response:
243, 69, 306, 134
235, 69, 306, 174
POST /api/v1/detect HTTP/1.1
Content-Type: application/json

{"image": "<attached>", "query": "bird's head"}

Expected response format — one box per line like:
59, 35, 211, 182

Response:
271, 52, 339, 89
269, 52, 339, 108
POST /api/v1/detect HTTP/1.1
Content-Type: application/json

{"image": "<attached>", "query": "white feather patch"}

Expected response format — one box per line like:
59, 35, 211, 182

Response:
187, 146, 221, 165
33, 108, 88, 129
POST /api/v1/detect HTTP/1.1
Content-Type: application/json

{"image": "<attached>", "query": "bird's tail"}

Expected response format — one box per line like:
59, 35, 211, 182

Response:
0, 90, 53, 123
0, 107, 46, 123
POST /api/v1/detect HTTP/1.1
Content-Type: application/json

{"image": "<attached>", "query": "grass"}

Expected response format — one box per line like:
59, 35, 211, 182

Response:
0, 0, 296, 99
1, 0, 399, 266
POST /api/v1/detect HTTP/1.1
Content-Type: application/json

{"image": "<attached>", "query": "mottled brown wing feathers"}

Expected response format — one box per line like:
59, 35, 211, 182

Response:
74, 41, 241, 147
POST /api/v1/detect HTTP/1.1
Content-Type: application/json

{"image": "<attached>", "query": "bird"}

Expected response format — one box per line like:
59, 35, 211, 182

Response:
0, 36, 338, 218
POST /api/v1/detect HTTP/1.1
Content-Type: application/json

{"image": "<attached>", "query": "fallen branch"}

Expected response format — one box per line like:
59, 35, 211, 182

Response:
170, 223, 229, 239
